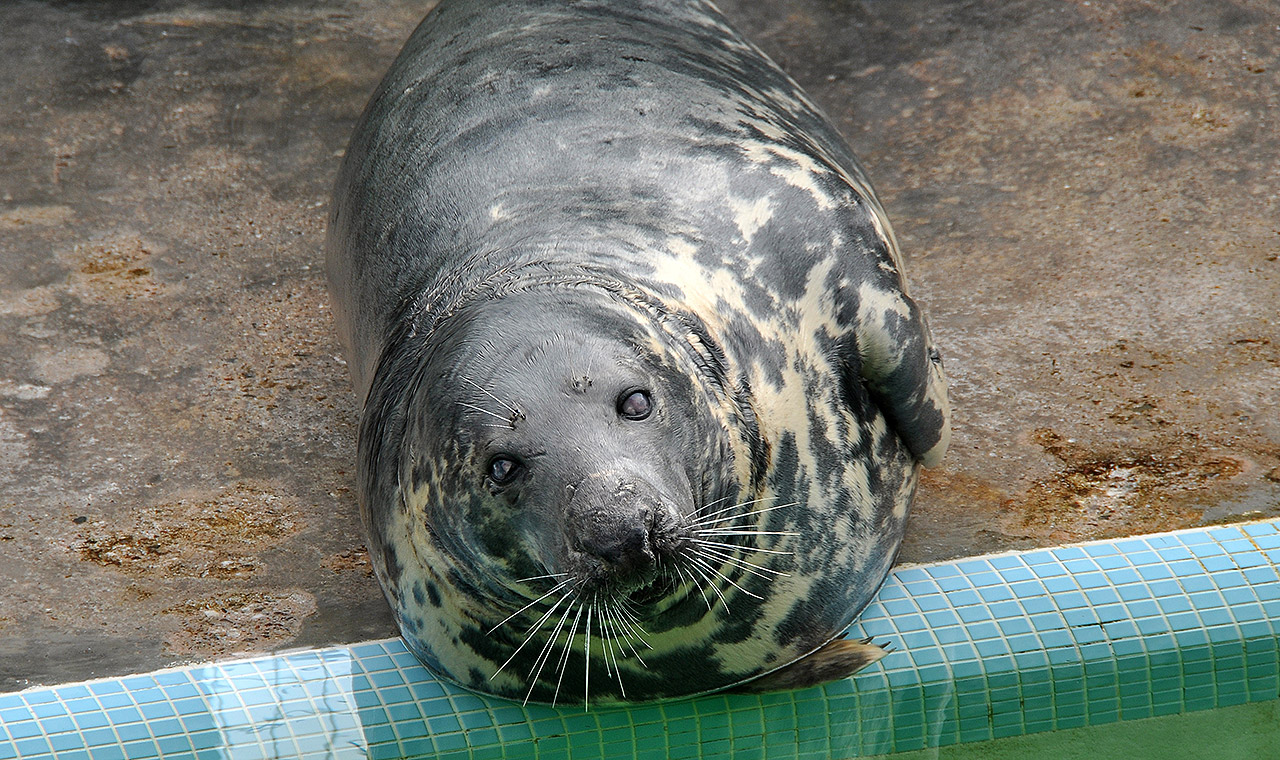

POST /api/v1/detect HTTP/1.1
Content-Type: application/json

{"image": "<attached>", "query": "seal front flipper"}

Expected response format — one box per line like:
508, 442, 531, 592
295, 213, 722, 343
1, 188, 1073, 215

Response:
728, 637, 891, 694
848, 274, 951, 468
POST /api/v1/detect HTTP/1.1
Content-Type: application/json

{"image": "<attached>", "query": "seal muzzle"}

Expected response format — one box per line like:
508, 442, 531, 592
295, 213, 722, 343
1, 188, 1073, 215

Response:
564, 474, 680, 592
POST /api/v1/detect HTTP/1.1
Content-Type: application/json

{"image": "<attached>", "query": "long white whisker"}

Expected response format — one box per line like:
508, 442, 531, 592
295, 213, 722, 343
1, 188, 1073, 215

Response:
459, 401, 512, 424
685, 552, 762, 599
607, 602, 649, 663
603, 603, 636, 664
685, 496, 774, 527
524, 592, 578, 705
600, 603, 628, 697
513, 572, 570, 584
694, 529, 800, 537
673, 562, 712, 610
462, 377, 522, 416
487, 577, 575, 634
549, 599, 585, 707
692, 538, 793, 556
684, 501, 799, 529
492, 583, 575, 680
691, 492, 735, 517
683, 555, 730, 612
690, 543, 790, 578
594, 596, 615, 677
583, 596, 593, 705
593, 598, 624, 690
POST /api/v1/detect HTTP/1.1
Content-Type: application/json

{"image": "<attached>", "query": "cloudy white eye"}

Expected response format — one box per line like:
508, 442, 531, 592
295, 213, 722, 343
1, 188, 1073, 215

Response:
617, 389, 653, 420
488, 455, 521, 485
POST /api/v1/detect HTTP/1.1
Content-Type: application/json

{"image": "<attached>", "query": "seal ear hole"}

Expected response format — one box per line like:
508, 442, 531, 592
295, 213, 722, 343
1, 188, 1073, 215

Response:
617, 389, 653, 420
488, 455, 522, 485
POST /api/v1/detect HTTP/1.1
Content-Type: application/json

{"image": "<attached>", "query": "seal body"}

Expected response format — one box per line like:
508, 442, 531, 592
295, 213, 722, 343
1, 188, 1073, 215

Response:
327, 0, 950, 704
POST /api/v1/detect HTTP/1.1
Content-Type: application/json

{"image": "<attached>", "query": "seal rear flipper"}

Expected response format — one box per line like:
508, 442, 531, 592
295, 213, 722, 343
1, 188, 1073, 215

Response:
727, 637, 891, 694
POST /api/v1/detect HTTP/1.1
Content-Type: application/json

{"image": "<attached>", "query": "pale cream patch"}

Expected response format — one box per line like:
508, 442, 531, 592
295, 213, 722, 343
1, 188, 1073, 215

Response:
0, 205, 74, 229
0, 286, 61, 318
741, 139, 836, 211
729, 194, 774, 244
33, 346, 110, 384
0, 380, 52, 400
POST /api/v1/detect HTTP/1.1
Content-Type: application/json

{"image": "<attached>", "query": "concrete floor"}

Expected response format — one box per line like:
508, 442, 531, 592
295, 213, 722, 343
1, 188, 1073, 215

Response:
1, 0, 1276, 692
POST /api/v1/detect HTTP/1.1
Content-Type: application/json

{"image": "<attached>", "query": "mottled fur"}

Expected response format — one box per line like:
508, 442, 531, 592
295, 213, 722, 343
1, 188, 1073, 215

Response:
326, 0, 949, 704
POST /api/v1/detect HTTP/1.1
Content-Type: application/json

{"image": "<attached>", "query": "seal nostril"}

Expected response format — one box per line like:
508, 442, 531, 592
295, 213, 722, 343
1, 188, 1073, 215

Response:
578, 522, 652, 574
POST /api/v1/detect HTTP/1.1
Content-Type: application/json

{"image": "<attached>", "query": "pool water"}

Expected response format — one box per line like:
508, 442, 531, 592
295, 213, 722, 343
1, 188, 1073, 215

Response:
873, 698, 1280, 759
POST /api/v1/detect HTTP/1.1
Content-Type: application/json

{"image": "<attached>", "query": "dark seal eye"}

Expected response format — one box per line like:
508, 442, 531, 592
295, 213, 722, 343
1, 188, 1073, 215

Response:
617, 389, 653, 420
488, 455, 521, 485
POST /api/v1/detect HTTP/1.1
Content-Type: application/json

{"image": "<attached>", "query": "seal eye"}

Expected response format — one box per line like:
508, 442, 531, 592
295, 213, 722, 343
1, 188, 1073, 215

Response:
488, 456, 521, 485
617, 389, 653, 420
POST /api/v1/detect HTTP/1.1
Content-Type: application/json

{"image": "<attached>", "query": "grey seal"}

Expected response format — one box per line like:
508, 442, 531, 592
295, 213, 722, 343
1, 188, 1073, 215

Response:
326, 0, 950, 704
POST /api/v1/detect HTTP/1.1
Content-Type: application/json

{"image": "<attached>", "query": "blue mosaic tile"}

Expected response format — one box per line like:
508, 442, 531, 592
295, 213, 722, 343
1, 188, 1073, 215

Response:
3, 519, 1278, 760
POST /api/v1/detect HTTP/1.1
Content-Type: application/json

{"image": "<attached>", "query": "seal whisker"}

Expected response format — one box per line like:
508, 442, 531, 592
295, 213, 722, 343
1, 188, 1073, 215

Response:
487, 576, 575, 634
546, 597, 586, 707
489, 580, 578, 679
524, 590, 579, 706
685, 496, 773, 527
605, 601, 648, 667
693, 538, 793, 556
684, 552, 763, 600
462, 377, 523, 417
673, 561, 713, 610
690, 492, 735, 516
689, 541, 790, 578
513, 571, 570, 584
681, 554, 732, 611
596, 598, 627, 696
583, 595, 593, 704
593, 596, 615, 677
694, 529, 800, 538
458, 401, 514, 424
609, 601, 652, 655
684, 501, 799, 530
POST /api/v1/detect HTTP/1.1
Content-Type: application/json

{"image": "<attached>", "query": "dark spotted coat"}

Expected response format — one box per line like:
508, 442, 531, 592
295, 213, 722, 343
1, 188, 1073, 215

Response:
326, 0, 950, 703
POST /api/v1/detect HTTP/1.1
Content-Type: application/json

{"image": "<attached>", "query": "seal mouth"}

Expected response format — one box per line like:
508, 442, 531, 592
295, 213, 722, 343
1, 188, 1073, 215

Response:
626, 571, 680, 607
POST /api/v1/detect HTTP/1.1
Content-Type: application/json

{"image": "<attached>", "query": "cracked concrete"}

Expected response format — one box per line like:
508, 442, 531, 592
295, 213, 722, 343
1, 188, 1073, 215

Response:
1, 0, 1276, 691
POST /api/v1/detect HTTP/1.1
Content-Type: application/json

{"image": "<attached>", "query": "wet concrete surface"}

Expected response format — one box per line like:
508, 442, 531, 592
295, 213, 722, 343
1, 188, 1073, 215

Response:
0, 0, 1276, 691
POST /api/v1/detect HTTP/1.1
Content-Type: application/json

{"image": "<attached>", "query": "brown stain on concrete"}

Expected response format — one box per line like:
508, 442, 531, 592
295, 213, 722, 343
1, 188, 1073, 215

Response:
323, 545, 374, 577
72, 482, 300, 578
163, 590, 317, 658
1008, 429, 1251, 542
68, 234, 167, 302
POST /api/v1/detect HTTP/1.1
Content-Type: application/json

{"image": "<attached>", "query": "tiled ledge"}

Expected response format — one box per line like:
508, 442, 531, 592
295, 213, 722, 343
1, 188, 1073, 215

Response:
2, 519, 1277, 759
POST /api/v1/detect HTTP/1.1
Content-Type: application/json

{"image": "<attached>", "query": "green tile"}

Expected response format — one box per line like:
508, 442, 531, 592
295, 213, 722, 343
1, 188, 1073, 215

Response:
497, 722, 533, 743
1090, 708, 1120, 726
959, 726, 993, 743
957, 701, 988, 722
1119, 695, 1153, 718
469, 746, 505, 760
463, 727, 497, 747
992, 721, 1023, 739
1184, 684, 1215, 708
